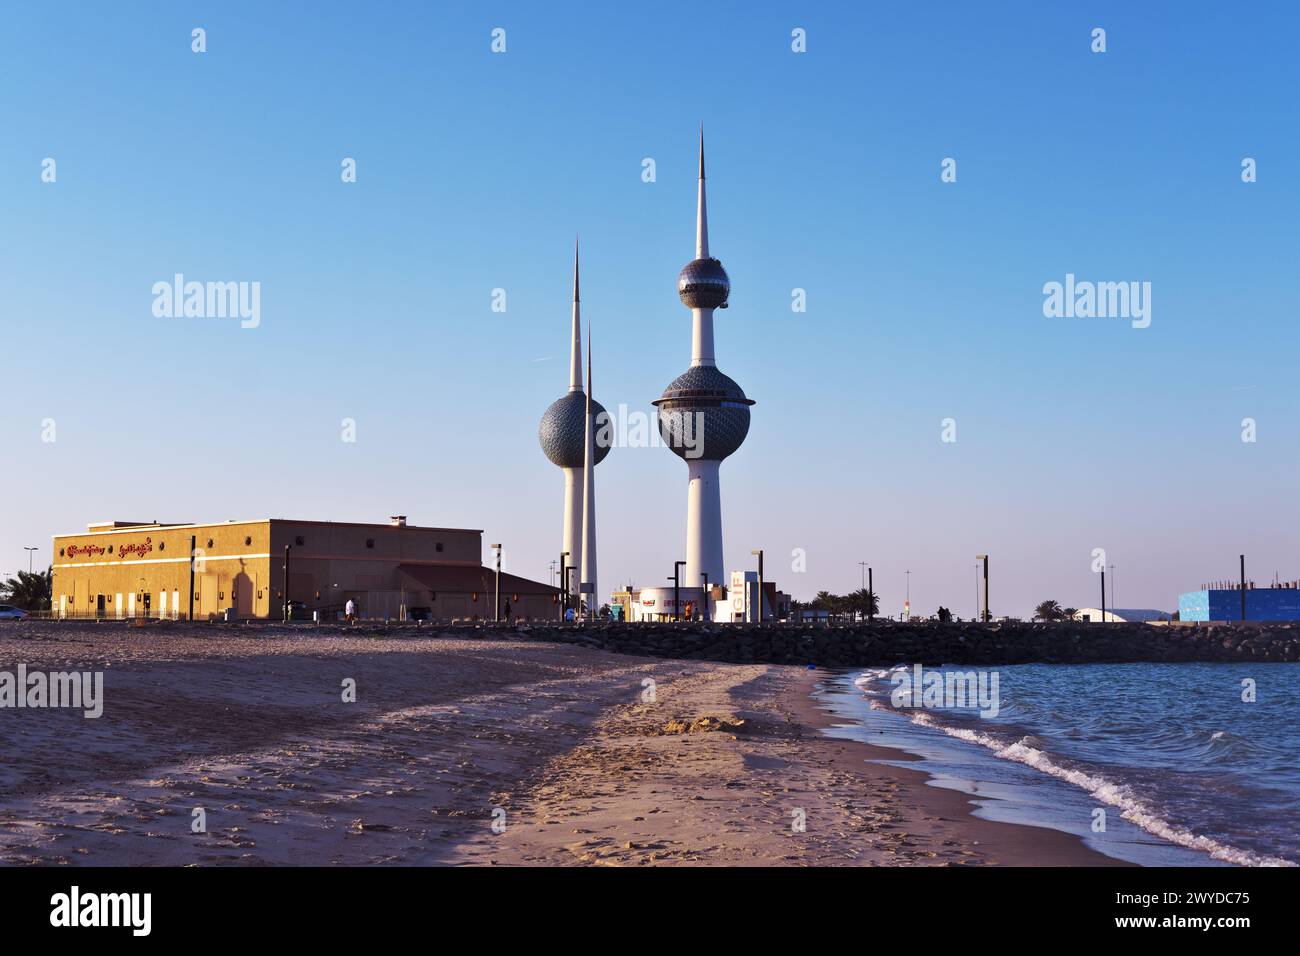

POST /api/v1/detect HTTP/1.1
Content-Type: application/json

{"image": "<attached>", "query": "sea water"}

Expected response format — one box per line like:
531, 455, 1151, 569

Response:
818, 662, 1299, 867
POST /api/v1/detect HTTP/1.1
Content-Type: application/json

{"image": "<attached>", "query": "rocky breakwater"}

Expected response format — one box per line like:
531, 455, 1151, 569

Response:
469, 619, 1300, 667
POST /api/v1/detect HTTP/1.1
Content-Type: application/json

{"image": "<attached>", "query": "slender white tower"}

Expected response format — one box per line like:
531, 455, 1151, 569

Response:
539, 242, 609, 608
579, 330, 598, 618
653, 131, 754, 618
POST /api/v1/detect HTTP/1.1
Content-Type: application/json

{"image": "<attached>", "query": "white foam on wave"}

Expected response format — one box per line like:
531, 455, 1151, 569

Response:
900, 710, 1295, 867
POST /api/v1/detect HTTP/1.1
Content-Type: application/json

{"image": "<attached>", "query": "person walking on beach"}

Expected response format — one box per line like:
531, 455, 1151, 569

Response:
344, 597, 356, 624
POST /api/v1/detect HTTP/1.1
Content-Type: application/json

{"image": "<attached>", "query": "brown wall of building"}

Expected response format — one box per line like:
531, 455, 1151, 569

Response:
51, 518, 519, 621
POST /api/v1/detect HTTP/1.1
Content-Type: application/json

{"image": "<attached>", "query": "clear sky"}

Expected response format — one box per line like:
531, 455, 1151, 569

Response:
3, 2, 1298, 618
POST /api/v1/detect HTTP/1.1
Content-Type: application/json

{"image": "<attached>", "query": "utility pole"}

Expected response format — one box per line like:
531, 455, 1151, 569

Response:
868, 566, 874, 621
1240, 554, 1247, 622
672, 561, 685, 622
1100, 566, 1106, 623
188, 534, 196, 622
491, 543, 502, 623
976, 554, 989, 622
283, 544, 291, 622
559, 550, 570, 620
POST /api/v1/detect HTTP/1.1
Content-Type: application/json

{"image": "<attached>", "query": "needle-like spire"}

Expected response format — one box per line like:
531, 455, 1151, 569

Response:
569, 236, 583, 393
695, 127, 709, 259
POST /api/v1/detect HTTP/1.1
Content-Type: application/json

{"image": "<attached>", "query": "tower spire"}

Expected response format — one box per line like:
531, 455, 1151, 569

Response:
695, 127, 709, 259
569, 236, 583, 392
580, 327, 598, 618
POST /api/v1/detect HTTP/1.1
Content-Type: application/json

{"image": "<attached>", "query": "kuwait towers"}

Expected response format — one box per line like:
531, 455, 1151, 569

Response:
539, 243, 608, 615
653, 132, 755, 616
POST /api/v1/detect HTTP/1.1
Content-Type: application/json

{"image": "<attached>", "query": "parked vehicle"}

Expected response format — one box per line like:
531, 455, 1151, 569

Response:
0, 605, 30, 620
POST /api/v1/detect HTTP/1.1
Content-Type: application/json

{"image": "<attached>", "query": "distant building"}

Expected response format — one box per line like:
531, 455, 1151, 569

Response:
52, 516, 557, 622
1072, 607, 1172, 623
1179, 584, 1300, 622
616, 572, 788, 623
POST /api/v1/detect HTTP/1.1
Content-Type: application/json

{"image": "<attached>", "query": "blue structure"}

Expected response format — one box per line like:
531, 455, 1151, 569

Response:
1179, 588, 1300, 622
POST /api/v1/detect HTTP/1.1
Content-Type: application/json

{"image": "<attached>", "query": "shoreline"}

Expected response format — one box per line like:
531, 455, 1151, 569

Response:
787, 667, 1127, 867
0, 627, 1127, 866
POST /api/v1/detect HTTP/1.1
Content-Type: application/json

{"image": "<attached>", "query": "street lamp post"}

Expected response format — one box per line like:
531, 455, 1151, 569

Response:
975, 555, 989, 622
283, 545, 291, 622
559, 550, 570, 619
491, 544, 502, 623
701, 572, 709, 622
23, 547, 37, 574
1240, 554, 1247, 622
751, 549, 764, 623
868, 566, 873, 621
905, 570, 911, 621
1100, 566, 1106, 623
672, 561, 685, 622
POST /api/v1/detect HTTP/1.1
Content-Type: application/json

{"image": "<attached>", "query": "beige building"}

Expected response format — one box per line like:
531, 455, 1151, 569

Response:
51, 516, 558, 622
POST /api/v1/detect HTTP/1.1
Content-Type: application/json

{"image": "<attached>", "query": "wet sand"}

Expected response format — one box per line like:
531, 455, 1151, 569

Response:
0, 623, 1119, 866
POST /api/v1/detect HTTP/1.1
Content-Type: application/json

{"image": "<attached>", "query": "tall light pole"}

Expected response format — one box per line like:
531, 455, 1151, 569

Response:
1100, 565, 1106, 623
491, 543, 502, 623
751, 549, 764, 623
868, 566, 874, 621
1240, 554, 1247, 622
1109, 564, 1115, 619
973, 562, 980, 622
23, 547, 37, 574
559, 550, 570, 619
672, 560, 685, 622
857, 560, 868, 623
701, 572, 709, 622
905, 570, 911, 621
975, 555, 989, 622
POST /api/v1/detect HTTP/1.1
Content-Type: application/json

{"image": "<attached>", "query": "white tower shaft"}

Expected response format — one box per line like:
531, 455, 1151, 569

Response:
579, 331, 597, 618
562, 467, 582, 601
685, 458, 724, 597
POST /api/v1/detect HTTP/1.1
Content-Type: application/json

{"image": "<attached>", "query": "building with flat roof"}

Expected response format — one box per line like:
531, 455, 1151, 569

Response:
1071, 607, 1172, 623
51, 516, 557, 622
1178, 584, 1300, 622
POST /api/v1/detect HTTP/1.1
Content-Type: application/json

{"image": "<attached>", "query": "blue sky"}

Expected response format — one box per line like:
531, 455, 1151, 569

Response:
3, 1, 1298, 617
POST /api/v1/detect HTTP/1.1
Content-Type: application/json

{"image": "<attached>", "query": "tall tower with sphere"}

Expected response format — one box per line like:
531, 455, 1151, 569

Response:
652, 132, 754, 616
539, 242, 609, 609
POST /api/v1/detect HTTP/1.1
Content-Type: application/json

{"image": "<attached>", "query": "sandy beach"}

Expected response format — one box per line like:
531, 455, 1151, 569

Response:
0, 623, 1118, 866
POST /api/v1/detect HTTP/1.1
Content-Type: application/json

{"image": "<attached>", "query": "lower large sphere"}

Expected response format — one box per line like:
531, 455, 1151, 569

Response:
653, 365, 753, 461
539, 392, 612, 469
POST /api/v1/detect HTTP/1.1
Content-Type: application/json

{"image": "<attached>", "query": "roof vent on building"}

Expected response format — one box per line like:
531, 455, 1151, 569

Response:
390, 515, 407, 527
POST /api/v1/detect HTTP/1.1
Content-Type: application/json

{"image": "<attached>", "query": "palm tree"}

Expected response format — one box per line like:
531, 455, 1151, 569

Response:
1062, 607, 1079, 621
849, 587, 879, 620
1033, 599, 1063, 622
0, 566, 53, 611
